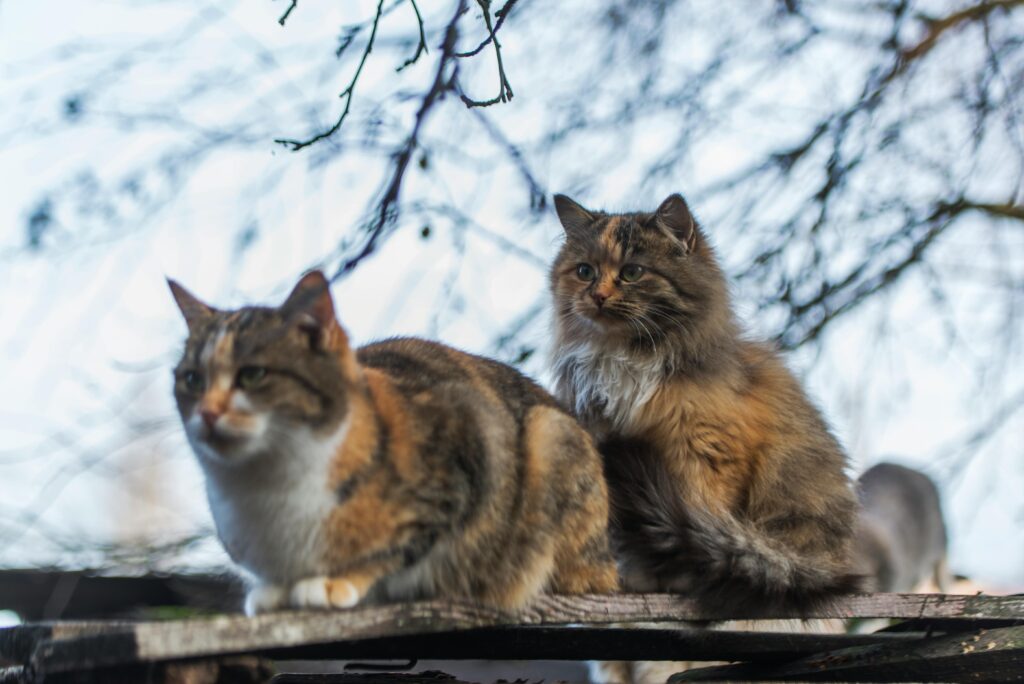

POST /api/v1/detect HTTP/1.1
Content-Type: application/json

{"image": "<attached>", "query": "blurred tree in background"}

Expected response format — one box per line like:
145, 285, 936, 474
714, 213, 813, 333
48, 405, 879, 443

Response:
1, 0, 1022, 584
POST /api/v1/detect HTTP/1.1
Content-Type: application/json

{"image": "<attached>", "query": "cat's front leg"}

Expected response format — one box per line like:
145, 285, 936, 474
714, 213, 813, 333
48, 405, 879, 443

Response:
289, 572, 377, 610
244, 583, 289, 616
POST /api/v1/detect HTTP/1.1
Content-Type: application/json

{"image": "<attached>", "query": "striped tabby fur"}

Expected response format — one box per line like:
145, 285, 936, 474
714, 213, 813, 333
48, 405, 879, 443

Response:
170, 271, 618, 615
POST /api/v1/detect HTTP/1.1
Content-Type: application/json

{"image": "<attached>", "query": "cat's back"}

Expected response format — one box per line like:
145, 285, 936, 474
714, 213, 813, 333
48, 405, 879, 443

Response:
357, 337, 560, 416
859, 463, 946, 550
855, 463, 948, 592
355, 338, 617, 605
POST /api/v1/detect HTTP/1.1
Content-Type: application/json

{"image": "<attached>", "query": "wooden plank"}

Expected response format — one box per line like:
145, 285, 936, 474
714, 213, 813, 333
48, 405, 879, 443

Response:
5, 594, 1022, 674
670, 624, 1024, 682
20, 591, 1024, 641
259, 626, 922, 663
271, 674, 530, 684
270, 673, 485, 684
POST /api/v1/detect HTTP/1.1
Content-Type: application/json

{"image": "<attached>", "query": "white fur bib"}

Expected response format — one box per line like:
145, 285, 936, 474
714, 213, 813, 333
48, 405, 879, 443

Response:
555, 343, 665, 431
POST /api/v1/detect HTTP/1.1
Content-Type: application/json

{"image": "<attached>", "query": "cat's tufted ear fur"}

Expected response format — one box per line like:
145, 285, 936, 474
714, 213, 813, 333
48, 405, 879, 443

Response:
554, 194, 597, 236
281, 270, 350, 355
655, 193, 698, 253
167, 278, 215, 329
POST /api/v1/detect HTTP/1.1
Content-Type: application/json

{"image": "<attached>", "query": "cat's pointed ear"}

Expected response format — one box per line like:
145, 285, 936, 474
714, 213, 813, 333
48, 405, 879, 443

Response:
554, 194, 596, 235
167, 278, 215, 329
281, 270, 349, 353
655, 193, 698, 252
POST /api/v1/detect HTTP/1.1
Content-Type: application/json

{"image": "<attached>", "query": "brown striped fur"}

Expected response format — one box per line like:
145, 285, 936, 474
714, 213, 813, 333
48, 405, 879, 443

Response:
170, 271, 617, 614
549, 194, 860, 615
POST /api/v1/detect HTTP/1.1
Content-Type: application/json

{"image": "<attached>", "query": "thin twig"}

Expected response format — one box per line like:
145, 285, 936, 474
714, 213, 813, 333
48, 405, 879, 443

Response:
277, 0, 298, 26
778, 197, 978, 349
459, 0, 515, 108
455, 0, 518, 57
397, 0, 429, 71
331, 0, 468, 279
275, 0, 387, 151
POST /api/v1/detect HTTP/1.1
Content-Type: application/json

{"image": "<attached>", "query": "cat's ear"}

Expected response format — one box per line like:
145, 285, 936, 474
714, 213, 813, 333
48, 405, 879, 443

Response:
554, 194, 597, 236
281, 270, 349, 353
655, 193, 698, 253
167, 278, 215, 329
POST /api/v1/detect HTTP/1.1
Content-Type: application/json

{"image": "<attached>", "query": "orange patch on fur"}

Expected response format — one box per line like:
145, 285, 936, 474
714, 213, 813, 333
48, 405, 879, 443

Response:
363, 369, 418, 480
632, 368, 776, 514
593, 273, 617, 301
600, 216, 621, 256
328, 393, 376, 489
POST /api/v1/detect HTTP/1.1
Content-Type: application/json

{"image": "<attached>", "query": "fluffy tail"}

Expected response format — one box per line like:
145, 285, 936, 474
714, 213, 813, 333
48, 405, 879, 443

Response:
602, 437, 861, 615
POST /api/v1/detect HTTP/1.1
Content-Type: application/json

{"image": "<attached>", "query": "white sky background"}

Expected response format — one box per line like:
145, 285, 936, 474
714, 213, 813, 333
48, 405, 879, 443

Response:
0, 1, 1021, 587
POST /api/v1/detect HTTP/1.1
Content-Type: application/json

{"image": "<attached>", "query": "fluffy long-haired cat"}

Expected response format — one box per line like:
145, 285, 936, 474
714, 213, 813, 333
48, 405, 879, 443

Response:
548, 193, 860, 614
169, 270, 617, 615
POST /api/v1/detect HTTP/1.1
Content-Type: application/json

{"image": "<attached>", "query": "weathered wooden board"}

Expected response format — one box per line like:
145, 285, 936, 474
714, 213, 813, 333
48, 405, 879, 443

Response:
670, 624, 1024, 682
3, 594, 1022, 677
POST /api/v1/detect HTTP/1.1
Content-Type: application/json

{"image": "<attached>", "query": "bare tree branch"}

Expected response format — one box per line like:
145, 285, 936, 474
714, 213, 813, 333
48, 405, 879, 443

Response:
397, 0, 429, 72
455, 0, 519, 57
902, 0, 1024, 64
459, 0, 515, 107
277, 0, 299, 27
275, 0, 387, 151
331, 0, 468, 279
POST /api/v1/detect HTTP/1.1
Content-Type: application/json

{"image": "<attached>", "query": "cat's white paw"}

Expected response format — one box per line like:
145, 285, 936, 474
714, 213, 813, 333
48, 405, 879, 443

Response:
290, 577, 360, 610
290, 577, 331, 609
244, 584, 288, 616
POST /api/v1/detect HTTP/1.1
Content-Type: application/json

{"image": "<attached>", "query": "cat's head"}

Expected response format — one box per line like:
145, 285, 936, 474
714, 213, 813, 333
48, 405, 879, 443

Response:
168, 271, 358, 466
550, 193, 730, 352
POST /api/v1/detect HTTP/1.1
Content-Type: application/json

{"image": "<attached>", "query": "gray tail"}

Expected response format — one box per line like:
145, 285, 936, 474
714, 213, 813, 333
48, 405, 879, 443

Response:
602, 436, 862, 615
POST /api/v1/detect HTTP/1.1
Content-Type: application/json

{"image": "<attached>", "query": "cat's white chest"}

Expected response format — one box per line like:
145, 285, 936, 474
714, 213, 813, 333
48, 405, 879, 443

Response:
559, 345, 663, 431
201, 424, 347, 584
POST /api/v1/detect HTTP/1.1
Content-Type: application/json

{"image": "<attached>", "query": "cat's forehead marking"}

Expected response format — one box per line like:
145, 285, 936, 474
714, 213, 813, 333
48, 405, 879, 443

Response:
614, 216, 644, 247
600, 216, 620, 251
599, 217, 626, 262
200, 322, 236, 370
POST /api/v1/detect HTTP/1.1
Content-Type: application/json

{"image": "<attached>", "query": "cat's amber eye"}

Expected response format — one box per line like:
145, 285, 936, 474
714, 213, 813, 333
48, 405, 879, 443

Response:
576, 263, 596, 281
182, 371, 203, 393
236, 366, 267, 389
620, 264, 645, 282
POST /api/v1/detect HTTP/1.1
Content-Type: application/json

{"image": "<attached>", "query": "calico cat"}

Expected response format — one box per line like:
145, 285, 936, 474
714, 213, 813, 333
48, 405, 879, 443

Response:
169, 270, 617, 615
549, 193, 860, 614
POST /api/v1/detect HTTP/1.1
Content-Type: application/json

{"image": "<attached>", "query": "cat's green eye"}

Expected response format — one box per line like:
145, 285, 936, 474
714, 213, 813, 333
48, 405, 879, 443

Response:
236, 366, 267, 389
576, 263, 596, 281
620, 264, 645, 282
182, 371, 203, 393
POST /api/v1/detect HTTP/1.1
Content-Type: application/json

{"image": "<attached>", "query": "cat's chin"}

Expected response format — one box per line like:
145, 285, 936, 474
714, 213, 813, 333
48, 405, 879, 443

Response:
574, 311, 633, 340
188, 430, 266, 467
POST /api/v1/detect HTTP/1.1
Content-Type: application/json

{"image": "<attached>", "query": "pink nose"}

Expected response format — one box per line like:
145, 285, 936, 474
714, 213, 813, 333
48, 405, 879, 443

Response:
592, 292, 608, 307
200, 408, 221, 429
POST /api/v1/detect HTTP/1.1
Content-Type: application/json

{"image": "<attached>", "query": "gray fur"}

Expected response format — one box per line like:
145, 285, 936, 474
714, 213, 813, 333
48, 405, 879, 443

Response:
853, 462, 950, 592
